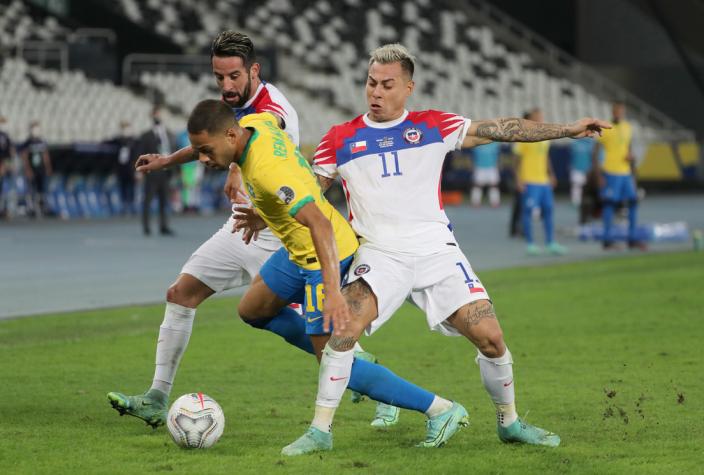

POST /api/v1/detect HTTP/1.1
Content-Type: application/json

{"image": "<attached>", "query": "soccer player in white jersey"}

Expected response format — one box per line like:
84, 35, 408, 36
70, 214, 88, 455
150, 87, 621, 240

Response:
107, 32, 397, 428
275, 44, 611, 455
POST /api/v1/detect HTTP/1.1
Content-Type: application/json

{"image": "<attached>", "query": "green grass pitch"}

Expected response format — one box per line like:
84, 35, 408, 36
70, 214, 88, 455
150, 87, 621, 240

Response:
1, 252, 702, 474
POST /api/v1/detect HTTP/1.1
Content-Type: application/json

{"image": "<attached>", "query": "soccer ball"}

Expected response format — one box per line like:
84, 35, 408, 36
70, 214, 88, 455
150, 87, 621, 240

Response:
166, 393, 225, 449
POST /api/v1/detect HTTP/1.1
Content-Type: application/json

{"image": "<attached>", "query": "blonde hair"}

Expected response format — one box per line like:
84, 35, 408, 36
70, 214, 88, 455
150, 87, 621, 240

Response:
368, 43, 415, 78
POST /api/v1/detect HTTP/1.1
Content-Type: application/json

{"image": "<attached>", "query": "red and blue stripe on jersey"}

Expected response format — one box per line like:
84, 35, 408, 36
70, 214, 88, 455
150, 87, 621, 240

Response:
314, 110, 466, 169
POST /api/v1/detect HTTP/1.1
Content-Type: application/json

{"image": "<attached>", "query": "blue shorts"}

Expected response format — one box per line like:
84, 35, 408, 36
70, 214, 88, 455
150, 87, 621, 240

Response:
259, 247, 355, 335
522, 183, 553, 210
601, 173, 637, 203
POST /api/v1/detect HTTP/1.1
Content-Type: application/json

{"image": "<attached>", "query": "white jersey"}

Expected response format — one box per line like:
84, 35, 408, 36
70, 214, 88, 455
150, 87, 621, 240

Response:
313, 109, 471, 255
228, 81, 301, 248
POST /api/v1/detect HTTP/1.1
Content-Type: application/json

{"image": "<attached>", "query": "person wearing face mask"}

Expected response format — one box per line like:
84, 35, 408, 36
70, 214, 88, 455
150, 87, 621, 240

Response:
137, 106, 176, 235
111, 120, 138, 215
20, 120, 52, 218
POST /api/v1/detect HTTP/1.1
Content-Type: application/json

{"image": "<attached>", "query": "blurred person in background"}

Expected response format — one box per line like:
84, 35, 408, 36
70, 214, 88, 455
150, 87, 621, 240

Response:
470, 141, 501, 207
21, 120, 52, 218
513, 109, 566, 256
593, 101, 646, 250
176, 128, 203, 213
569, 136, 595, 208
112, 120, 138, 215
138, 106, 175, 235
508, 111, 532, 238
0, 115, 17, 219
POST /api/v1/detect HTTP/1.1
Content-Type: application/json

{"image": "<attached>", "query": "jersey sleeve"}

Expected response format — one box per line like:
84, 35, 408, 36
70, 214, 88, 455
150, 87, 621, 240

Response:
311, 126, 338, 179
433, 111, 471, 151
254, 167, 315, 218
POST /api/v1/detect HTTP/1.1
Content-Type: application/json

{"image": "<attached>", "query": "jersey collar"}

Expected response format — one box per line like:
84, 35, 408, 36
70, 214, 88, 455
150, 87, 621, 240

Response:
236, 83, 264, 112
362, 110, 409, 129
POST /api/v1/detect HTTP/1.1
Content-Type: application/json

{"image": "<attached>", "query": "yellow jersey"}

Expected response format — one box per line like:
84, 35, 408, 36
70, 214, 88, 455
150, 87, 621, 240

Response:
239, 113, 358, 270
515, 141, 550, 185
599, 120, 632, 175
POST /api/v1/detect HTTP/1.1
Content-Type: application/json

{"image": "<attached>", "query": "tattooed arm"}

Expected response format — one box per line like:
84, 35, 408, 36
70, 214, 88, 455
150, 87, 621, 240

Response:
462, 117, 612, 148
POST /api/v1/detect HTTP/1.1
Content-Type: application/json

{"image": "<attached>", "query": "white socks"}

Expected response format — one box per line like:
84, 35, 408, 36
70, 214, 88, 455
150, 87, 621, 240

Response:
476, 348, 517, 427
311, 343, 354, 433
150, 302, 196, 395
425, 395, 454, 418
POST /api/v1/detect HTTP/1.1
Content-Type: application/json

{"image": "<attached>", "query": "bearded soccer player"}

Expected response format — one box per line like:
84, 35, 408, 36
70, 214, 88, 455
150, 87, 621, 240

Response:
107, 31, 398, 428
265, 44, 611, 455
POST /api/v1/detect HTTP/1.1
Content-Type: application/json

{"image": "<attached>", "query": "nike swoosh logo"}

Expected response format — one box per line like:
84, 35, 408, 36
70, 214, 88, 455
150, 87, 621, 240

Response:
307, 316, 323, 323
329, 376, 348, 381
503, 380, 513, 387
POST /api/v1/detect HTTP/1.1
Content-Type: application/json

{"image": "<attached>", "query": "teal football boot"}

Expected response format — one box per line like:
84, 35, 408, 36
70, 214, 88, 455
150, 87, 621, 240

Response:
107, 389, 168, 428
281, 426, 333, 456
498, 418, 561, 447
416, 402, 469, 448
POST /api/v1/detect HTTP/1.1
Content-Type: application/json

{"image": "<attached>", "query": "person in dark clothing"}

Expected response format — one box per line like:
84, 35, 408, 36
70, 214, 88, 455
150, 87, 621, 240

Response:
138, 107, 175, 236
21, 121, 52, 217
112, 120, 138, 215
0, 115, 17, 218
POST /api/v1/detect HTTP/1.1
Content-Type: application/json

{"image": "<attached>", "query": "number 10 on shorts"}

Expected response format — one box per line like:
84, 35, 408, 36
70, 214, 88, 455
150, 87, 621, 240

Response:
305, 283, 325, 313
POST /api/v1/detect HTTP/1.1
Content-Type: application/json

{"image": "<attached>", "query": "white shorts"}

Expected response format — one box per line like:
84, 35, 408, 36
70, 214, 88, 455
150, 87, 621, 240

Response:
473, 167, 499, 186
570, 169, 587, 186
345, 243, 490, 336
181, 217, 281, 293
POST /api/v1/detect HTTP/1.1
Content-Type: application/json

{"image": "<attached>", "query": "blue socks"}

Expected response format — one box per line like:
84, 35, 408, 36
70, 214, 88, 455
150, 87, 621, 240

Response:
603, 201, 615, 242
348, 358, 435, 413
244, 306, 315, 354
542, 202, 554, 244
627, 201, 638, 241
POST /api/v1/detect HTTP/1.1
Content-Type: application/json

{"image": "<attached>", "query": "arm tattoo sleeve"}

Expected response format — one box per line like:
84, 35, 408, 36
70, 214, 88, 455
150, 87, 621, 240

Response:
475, 118, 570, 142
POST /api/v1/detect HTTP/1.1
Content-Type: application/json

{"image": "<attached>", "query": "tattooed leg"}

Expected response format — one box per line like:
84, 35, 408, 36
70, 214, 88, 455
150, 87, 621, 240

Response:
447, 299, 505, 357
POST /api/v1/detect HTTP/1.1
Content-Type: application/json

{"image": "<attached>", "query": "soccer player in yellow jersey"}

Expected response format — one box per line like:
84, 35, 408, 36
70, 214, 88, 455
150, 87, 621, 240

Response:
593, 101, 645, 250
514, 109, 566, 256
187, 99, 463, 452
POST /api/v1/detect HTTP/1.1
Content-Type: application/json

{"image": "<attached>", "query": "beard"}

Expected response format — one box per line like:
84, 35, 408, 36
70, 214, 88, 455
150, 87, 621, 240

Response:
222, 75, 252, 108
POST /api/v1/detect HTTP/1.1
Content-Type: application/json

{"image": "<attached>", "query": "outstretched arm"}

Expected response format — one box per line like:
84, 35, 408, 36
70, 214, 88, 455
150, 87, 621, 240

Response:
463, 117, 612, 148
135, 146, 199, 173
294, 201, 350, 335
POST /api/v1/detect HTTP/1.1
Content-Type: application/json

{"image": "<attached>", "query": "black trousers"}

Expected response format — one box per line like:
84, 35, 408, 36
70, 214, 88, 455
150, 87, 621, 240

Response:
142, 173, 169, 232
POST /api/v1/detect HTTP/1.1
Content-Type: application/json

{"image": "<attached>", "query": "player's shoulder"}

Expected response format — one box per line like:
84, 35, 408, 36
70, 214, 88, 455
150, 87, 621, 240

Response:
323, 114, 366, 142
252, 82, 295, 118
240, 111, 279, 129
407, 109, 464, 124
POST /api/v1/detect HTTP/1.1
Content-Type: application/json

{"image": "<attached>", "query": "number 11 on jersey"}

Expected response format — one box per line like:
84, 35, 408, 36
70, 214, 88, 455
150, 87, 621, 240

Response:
379, 151, 402, 178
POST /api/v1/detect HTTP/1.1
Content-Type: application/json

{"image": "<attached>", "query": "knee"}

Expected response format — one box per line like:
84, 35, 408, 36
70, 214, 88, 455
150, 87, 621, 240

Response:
237, 298, 277, 323
166, 281, 200, 308
475, 328, 506, 358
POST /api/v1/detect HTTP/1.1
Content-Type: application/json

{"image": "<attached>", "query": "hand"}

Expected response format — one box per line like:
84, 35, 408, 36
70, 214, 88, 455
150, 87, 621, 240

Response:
597, 173, 605, 188
232, 205, 267, 244
516, 180, 525, 193
567, 118, 612, 139
135, 154, 168, 173
550, 175, 557, 189
322, 288, 351, 335
224, 164, 242, 202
